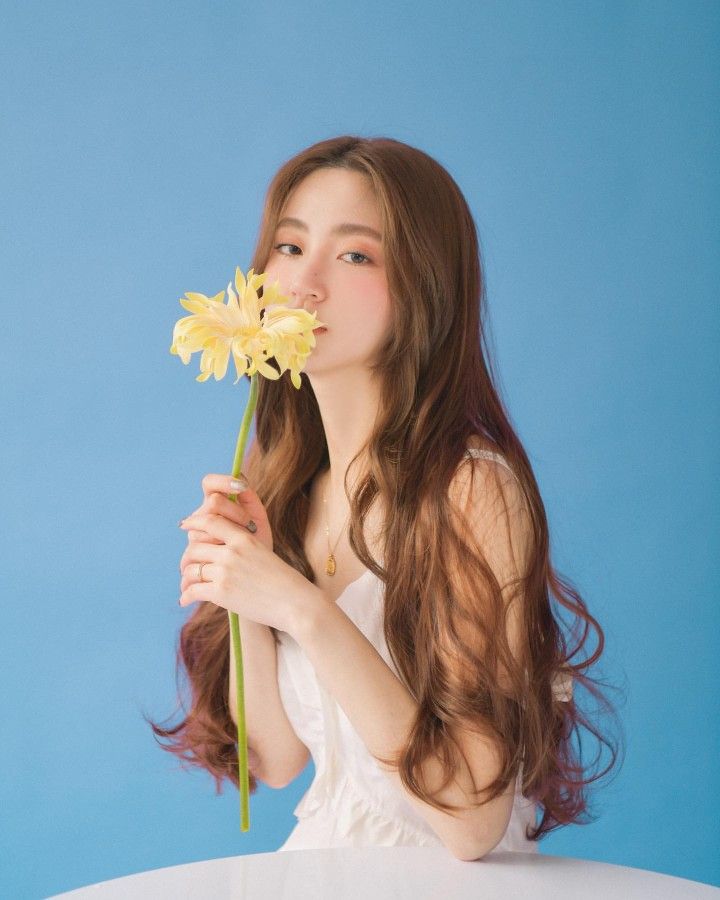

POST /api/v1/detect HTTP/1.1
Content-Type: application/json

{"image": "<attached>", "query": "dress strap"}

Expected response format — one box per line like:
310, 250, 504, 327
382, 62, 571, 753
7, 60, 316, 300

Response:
464, 447, 516, 477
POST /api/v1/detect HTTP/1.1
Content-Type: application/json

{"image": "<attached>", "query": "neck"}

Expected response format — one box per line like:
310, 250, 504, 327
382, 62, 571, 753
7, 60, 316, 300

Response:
308, 366, 382, 501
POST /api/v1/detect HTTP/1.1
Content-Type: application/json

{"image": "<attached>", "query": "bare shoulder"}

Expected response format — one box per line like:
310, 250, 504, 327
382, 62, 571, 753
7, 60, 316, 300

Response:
451, 441, 532, 569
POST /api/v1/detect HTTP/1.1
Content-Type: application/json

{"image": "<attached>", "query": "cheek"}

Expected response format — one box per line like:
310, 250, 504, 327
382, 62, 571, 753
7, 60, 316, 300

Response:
260, 259, 286, 294
362, 288, 392, 342
348, 273, 390, 321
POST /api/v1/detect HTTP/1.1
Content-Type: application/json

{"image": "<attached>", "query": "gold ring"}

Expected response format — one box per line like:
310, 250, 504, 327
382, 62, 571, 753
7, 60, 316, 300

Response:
198, 562, 206, 582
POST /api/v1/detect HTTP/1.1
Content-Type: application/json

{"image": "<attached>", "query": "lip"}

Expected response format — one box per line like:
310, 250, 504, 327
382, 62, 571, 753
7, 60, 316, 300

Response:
312, 327, 328, 334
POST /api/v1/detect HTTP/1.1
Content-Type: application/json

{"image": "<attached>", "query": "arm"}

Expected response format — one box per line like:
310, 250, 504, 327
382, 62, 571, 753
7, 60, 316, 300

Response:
288, 461, 530, 861
291, 595, 512, 861
229, 616, 310, 789
183, 473, 311, 790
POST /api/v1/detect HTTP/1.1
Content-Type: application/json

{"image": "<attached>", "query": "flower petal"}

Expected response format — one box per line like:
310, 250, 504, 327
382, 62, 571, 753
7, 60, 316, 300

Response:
255, 359, 281, 380
234, 267, 247, 298
172, 265, 321, 387
213, 343, 231, 380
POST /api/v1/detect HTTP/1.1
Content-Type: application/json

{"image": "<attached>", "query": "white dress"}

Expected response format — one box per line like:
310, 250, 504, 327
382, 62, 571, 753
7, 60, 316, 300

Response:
275, 449, 573, 853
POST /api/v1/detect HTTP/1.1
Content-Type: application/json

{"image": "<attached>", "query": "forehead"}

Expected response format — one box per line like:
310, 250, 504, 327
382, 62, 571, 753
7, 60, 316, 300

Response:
281, 168, 380, 224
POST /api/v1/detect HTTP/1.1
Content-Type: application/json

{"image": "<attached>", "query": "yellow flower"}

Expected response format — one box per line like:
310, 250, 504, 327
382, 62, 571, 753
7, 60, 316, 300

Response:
170, 266, 324, 389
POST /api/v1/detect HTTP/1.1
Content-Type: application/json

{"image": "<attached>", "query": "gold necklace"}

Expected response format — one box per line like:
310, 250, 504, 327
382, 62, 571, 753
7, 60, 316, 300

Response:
322, 479, 351, 576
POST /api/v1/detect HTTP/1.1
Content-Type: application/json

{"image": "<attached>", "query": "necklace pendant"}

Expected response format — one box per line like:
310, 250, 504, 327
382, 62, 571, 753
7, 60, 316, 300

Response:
325, 554, 337, 576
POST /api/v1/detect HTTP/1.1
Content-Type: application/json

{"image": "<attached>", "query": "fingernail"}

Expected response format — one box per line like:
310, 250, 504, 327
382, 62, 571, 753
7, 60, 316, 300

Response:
230, 477, 249, 492
246, 520, 257, 533
178, 519, 185, 526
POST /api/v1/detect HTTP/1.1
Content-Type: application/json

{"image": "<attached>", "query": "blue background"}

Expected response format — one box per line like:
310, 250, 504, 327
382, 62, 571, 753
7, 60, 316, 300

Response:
2, 1, 718, 897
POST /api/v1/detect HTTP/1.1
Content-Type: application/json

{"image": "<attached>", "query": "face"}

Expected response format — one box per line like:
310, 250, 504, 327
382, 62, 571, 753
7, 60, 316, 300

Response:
263, 167, 391, 377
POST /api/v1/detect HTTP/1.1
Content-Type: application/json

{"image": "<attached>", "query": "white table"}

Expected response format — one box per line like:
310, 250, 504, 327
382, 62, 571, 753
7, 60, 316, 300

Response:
47, 847, 719, 899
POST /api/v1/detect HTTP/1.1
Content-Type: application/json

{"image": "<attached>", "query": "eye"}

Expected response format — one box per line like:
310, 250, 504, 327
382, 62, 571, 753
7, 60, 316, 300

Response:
341, 251, 372, 265
273, 244, 372, 265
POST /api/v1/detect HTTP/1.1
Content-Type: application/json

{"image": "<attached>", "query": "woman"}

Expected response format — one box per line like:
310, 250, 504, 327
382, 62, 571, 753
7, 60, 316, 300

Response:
149, 135, 622, 861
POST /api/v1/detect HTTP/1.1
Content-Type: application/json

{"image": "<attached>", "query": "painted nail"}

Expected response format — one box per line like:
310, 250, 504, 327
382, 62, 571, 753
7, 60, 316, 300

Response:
246, 520, 257, 533
230, 477, 249, 492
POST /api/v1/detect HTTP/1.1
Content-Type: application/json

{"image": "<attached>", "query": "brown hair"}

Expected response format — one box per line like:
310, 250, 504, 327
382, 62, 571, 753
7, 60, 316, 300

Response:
147, 135, 624, 840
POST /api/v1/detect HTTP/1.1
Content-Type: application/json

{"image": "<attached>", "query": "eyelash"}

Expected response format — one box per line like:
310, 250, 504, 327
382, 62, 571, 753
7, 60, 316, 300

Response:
273, 243, 372, 266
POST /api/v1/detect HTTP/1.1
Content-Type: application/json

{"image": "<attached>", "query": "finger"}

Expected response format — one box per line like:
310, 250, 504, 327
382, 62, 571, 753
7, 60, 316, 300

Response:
179, 580, 216, 608
182, 527, 212, 545
180, 513, 248, 547
201, 474, 267, 528
202, 473, 250, 499
186, 528, 223, 546
180, 561, 219, 593
203, 491, 256, 527
180, 484, 246, 535
182, 492, 256, 542
179, 542, 226, 575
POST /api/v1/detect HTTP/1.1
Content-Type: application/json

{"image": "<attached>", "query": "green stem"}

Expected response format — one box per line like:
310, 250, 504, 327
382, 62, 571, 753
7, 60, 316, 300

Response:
227, 371, 259, 832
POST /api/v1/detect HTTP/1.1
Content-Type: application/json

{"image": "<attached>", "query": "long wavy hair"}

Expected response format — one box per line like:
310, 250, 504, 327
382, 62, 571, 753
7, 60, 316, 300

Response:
148, 135, 624, 841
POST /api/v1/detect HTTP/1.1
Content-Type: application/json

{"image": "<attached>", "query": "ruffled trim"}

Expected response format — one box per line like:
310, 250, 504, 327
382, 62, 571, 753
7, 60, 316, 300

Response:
294, 768, 442, 847
292, 763, 540, 853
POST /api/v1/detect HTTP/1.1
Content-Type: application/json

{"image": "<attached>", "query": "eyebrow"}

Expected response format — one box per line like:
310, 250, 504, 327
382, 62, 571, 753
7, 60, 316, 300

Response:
275, 216, 382, 243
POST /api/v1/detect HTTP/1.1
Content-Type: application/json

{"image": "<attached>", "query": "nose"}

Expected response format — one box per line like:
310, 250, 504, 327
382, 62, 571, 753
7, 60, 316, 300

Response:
287, 261, 327, 311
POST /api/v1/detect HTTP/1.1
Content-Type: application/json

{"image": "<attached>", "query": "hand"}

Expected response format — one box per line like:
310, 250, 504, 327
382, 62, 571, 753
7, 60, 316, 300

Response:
182, 472, 274, 553
178, 477, 317, 635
